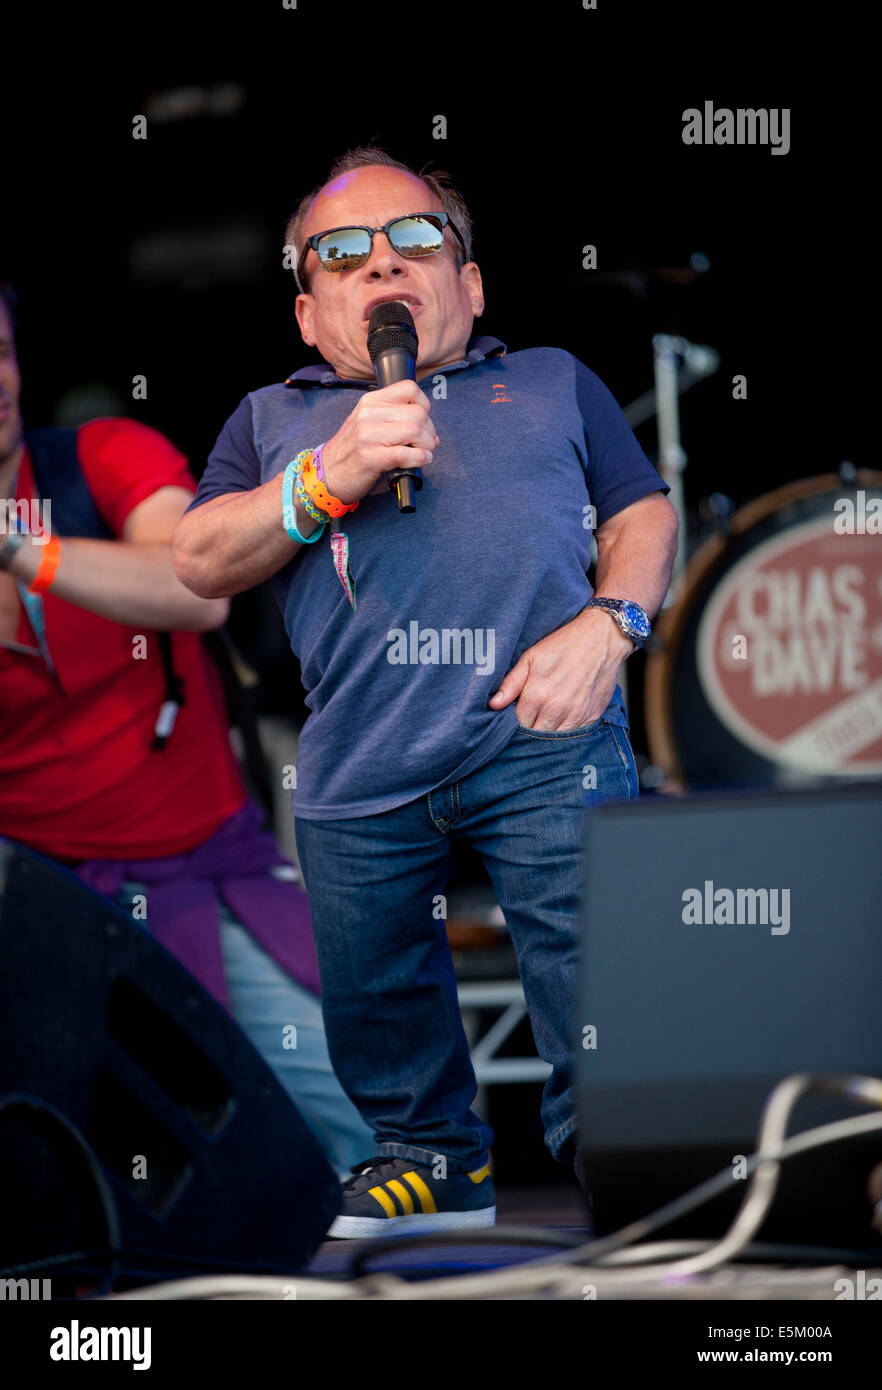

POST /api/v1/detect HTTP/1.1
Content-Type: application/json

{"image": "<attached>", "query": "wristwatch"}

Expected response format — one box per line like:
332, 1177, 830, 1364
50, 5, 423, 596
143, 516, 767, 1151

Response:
585, 596, 652, 649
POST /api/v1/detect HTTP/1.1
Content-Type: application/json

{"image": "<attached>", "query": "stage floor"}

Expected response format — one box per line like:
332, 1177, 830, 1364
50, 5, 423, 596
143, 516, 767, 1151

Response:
307, 1183, 591, 1279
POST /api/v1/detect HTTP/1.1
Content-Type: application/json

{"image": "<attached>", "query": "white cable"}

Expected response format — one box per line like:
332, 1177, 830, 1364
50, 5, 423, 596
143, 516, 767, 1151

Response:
105, 1088, 882, 1302
631, 1075, 880, 1279
108, 1273, 372, 1301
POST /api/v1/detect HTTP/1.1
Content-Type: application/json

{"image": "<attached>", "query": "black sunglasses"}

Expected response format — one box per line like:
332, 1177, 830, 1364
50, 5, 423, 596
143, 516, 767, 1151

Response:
295, 212, 466, 291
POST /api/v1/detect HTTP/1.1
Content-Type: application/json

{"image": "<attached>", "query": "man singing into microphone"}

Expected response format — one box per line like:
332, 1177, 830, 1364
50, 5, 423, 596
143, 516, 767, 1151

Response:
174, 146, 678, 1237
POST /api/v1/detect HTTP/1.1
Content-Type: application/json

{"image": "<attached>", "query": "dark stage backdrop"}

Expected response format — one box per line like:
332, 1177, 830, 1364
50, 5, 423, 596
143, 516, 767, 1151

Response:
2, 1, 867, 728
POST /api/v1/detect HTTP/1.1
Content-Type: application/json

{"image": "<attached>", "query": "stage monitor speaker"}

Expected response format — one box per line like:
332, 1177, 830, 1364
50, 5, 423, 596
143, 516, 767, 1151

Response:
0, 839, 341, 1292
577, 781, 882, 1254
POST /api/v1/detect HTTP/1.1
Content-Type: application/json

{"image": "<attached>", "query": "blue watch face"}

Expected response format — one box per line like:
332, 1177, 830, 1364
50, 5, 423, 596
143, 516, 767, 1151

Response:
622, 603, 650, 636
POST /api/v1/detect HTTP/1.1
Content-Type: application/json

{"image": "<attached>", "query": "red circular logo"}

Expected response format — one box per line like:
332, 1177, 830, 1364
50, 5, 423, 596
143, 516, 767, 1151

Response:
697, 515, 882, 774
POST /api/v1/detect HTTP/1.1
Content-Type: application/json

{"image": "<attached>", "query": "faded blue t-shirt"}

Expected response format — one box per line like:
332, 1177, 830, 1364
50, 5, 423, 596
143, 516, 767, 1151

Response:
186, 336, 668, 819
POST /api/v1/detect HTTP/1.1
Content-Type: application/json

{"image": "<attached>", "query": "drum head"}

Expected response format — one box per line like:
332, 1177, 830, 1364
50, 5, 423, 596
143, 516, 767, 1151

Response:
645, 472, 882, 788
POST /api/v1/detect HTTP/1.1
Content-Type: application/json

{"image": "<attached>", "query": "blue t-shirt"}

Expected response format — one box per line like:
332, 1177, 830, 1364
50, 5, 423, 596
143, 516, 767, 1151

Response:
186, 336, 669, 819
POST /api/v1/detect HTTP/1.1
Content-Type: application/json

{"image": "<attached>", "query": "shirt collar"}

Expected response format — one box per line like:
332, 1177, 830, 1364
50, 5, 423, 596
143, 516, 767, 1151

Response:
284, 335, 507, 388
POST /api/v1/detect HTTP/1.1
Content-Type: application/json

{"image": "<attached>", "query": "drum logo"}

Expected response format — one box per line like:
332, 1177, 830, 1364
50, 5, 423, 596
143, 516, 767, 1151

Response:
697, 516, 882, 774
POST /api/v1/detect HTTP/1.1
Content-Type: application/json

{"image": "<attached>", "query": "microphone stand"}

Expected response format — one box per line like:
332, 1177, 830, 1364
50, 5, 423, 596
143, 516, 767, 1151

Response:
622, 335, 720, 589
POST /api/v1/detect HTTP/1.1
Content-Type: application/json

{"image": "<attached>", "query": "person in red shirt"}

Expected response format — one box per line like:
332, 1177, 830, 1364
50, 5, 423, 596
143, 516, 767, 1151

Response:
0, 282, 372, 1176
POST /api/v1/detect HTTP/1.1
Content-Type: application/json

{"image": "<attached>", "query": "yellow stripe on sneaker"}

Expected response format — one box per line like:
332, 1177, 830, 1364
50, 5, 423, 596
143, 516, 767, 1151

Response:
368, 1184, 398, 1218
467, 1164, 491, 1184
385, 1180, 415, 1214
401, 1171, 437, 1214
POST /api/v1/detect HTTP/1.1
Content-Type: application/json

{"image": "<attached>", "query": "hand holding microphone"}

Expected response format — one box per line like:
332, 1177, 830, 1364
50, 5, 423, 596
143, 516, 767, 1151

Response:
317, 300, 436, 514
367, 301, 423, 512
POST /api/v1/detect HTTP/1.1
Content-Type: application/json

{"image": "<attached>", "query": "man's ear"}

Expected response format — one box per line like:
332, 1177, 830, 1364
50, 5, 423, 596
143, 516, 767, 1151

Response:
295, 292, 316, 346
462, 261, 485, 319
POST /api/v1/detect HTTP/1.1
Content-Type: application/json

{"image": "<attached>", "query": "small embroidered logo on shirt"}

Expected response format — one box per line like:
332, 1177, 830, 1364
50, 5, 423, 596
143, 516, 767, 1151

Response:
490, 383, 512, 404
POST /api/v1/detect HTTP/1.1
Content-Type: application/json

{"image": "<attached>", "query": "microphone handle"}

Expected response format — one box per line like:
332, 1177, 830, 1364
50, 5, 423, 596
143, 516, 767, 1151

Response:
374, 348, 415, 389
374, 348, 420, 512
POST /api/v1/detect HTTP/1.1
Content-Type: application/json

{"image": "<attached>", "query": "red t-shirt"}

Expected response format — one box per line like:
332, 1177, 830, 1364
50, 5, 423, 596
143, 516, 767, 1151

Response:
0, 418, 247, 860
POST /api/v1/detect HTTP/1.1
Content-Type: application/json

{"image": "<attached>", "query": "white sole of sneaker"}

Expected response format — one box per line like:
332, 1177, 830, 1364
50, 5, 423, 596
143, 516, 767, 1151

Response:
327, 1205, 496, 1240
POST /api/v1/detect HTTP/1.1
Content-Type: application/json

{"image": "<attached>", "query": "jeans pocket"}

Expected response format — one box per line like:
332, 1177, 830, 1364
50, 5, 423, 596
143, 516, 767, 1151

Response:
603, 720, 640, 797
515, 714, 607, 739
515, 682, 631, 739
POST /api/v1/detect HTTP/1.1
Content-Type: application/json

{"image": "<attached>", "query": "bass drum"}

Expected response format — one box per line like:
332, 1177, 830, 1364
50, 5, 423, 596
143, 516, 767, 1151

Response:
645, 470, 882, 789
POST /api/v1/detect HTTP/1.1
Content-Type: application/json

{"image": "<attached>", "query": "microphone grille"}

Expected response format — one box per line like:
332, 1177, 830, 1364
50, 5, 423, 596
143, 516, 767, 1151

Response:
367, 323, 418, 364
368, 300, 416, 333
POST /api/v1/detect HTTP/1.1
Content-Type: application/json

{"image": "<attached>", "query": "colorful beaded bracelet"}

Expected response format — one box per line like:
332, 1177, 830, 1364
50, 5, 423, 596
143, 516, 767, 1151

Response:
293, 461, 327, 524
282, 457, 326, 543
301, 455, 359, 520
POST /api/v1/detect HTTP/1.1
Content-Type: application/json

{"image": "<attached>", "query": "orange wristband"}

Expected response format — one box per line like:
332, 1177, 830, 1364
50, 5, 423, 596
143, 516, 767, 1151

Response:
301, 457, 359, 519
28, 535, 62, 594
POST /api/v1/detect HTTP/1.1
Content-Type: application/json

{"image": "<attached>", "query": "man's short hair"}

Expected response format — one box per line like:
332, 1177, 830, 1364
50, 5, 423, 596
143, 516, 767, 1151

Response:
0, 282, 18, 337
285, 145, 474, 293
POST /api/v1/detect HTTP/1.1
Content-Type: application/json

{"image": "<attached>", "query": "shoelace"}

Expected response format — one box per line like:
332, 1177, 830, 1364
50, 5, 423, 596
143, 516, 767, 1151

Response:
342, 1156, 402, 1190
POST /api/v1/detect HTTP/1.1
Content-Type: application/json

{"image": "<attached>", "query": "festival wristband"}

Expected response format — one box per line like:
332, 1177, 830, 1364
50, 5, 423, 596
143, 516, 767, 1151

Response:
301, 455, 359, 519
289, 450, 328, 523
282, 459, 326, 544
294, 466, 327, 524
330, 529, 357, 612
28, 535, 62, 593
312, 441, 326, 481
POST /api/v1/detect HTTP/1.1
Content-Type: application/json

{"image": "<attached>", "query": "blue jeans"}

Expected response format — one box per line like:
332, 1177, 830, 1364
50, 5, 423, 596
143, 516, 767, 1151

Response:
294, 694, 639, 1175
119, 879, 375, 1179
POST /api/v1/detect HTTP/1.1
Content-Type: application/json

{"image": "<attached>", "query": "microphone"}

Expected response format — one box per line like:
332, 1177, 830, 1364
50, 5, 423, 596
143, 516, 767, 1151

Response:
367, 300, 423, 513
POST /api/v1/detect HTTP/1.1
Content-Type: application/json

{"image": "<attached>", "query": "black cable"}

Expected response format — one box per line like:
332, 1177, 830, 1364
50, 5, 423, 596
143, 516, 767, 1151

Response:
348, 1087, 882, 1278
0, 1248, 121, 1278
344, 1224, 584, 1276
346, 1164, 746, 1278
0, 1094, 123, 1296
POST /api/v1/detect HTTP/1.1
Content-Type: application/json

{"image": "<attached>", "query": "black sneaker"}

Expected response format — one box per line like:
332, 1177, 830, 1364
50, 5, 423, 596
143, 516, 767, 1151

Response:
327, 1155, 496, 1239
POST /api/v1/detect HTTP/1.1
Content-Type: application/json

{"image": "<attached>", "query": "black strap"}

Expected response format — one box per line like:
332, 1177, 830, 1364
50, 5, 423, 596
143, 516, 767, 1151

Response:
26, 428, 187, 751
25, 428, 114, 540
203, 629, 276, 831
24, 424, 276, 829
150, 632, 186, 751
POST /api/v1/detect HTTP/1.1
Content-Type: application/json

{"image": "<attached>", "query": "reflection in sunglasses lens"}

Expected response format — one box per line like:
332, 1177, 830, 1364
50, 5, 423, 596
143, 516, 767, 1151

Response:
316, 216, 445, 271
390, 216, 444, 257
318, 226, 372, 269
